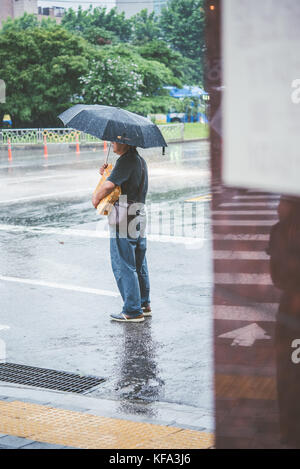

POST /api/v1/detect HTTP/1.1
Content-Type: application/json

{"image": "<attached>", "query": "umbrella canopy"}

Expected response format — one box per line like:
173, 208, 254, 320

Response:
58, 104, 167, 149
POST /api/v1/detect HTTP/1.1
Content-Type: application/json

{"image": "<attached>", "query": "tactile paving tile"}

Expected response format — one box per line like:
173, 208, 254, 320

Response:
0, 401, 214, 449
135, 429, 215, 449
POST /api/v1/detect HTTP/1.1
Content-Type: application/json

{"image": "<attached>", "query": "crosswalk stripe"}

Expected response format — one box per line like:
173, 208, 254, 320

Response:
212, 220, 275, 226
214, 304, 277, 322
214, 250, 270, 260
213, 190, 278, 323
213, 251, 269, 260
213, 234, 270, 241
233, 195, 280, 200
220, 202, 278, 207
212, 210, 277, 215
214, 273, 272, 284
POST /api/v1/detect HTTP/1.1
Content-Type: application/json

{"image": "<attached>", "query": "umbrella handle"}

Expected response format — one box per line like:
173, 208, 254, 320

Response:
104, 142, 111, 165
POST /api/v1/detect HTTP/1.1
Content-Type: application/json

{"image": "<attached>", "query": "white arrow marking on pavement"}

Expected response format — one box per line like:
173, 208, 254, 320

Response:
218, 323, 271, 347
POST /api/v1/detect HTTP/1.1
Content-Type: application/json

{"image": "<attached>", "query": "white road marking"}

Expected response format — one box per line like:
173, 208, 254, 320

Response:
0, 188, 92, 204
214, 304, 277, 322
0, 224, 110, 238
5, 174, 74, 184
214, 273, 272, 284
213, 251, 269, 260
0, 275, 120, 297
0, 325, 10, 331
0, 224, 206, 245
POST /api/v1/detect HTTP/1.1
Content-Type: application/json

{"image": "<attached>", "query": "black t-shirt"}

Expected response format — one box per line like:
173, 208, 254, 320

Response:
107, 149, 148, 204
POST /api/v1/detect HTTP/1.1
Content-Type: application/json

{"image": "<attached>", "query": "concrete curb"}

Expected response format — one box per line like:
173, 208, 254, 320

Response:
0, 382, 214, 433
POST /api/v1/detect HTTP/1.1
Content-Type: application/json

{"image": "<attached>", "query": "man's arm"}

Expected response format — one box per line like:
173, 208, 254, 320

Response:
92, 180, 116, 208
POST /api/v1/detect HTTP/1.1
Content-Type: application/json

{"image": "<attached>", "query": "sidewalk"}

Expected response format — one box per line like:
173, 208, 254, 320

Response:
0, 384, 214, 450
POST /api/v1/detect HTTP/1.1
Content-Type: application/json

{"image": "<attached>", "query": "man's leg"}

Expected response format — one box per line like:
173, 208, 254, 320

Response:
110, 234, 143, 317
110, 234, 126, 303
136, 236, 150, 308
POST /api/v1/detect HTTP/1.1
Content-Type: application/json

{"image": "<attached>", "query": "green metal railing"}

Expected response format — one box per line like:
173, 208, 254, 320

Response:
0, 124, 184, 146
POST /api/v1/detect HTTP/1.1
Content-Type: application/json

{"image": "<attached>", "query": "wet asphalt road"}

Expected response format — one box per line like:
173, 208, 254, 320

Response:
0, 141, 213, 424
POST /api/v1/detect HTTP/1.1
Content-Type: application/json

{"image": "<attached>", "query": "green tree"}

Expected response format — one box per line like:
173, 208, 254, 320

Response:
79, 56, 143, 107
137, 40, 199, 85
78, 44, 182, 114
0, 10, 194, 126
1, 12, 38, 31
1, 12, 58, 32
160, 0, 205, 83
62, 6, 132, 44
138, 40, 182, 74
103, 44, 181, 94
131, 9, 161, 44
126, 95, 179, 116
0, 22, 89, 127
79, 26, 117, 46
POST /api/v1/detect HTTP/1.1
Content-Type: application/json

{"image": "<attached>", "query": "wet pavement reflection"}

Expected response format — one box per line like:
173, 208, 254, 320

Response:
115, 321, 164, 417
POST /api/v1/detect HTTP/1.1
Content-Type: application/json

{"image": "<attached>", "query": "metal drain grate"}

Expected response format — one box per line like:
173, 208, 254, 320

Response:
0, 363, 105, 394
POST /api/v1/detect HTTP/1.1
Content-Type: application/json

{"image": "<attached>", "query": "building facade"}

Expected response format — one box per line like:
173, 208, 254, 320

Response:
0, 0, 169, 26
13, 0, 38, 17
116, 0, 153, 18
116, 0, 169, 17
0, 0, 38, 25
38, 5, 65, 23
38, 1, 116, 12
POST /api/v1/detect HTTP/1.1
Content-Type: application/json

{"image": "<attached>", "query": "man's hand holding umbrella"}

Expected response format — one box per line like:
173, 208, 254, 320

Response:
99, 164, 108, 176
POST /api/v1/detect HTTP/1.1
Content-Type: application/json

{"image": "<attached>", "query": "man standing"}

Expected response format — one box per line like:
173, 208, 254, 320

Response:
92, 142, 151, 323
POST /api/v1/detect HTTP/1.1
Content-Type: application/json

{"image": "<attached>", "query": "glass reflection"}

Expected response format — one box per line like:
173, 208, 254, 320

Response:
268, 196, 300, 448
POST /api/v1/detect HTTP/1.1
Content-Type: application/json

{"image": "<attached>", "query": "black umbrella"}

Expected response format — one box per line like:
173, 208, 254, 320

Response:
58, 104, 167, 149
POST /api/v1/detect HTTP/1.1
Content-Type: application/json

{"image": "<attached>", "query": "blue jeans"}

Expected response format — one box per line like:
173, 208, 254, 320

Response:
110, 234, 150, 316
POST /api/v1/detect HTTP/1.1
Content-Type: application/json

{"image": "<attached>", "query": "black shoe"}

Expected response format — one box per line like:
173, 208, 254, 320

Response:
142, 305, 152, 317
110, 313, 145, 323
